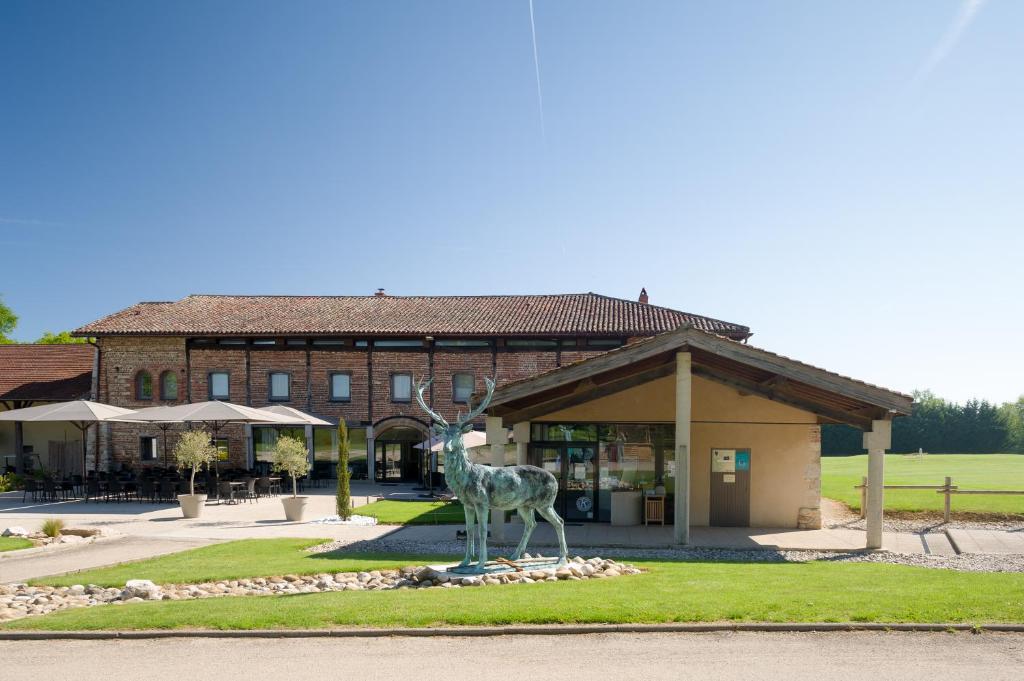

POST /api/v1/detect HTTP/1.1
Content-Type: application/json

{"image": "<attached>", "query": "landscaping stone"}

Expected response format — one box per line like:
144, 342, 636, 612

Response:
2, 526, 29, 537
0, 557, 642, 623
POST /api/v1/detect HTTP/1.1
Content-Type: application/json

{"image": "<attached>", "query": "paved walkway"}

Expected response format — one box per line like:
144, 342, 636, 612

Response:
387, 523, 960, 554
947, 528, 1024, 554
3, 632, 1022, 681
0, 536, 214, 583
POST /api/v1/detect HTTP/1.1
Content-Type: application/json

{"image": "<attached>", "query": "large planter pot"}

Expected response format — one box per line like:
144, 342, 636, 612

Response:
178, 494, 207, 519
281, 496, 309, 522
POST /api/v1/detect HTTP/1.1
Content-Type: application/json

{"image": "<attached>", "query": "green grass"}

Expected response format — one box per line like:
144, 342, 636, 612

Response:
12, 538, 1024, 629
358, 499, 464, 525
35, 539, 451, 588
0, 536, 33, 552
12, 560, 1024, 630
822, 453, 1024, 515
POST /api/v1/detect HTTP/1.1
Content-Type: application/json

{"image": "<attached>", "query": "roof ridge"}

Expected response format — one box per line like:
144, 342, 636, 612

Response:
183, 292, 597, 300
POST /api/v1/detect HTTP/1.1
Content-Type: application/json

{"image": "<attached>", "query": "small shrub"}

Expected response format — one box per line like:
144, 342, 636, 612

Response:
174, 429, 218, 496
41, 517, 64, 538
273, 435, 311, 498
0, 473, 16, 493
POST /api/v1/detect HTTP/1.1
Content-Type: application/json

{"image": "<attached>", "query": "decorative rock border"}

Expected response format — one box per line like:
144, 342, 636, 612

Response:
0, 557, 640, 622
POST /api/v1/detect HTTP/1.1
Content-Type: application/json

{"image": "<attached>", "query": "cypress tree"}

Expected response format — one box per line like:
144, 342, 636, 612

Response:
336, 420, 352, 519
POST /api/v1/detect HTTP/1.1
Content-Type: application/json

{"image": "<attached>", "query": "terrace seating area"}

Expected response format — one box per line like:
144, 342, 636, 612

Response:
13, 467, 308, 505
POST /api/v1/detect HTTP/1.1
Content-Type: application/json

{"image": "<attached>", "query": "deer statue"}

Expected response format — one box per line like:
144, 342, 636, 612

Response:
415, 377, 568, 572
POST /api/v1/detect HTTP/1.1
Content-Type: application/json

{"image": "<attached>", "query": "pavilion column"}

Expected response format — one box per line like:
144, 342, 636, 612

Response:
304, 424, 314, 470
486, 416, 507, 542
13, 421, 24, 475
366, 425, 375, 483
863, 419, 892, 549
674, 351, 692, 544
512, 421, 530, 466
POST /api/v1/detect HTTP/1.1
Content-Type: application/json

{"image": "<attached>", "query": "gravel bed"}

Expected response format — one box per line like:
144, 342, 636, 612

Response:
308, 538, 1024, 573
0, 556, 639, 623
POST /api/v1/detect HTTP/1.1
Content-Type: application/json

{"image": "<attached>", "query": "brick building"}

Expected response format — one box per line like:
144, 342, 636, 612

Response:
74, 290, 750, 481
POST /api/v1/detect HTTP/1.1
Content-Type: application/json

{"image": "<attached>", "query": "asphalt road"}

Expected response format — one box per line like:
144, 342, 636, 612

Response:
3, 632, 1023, 681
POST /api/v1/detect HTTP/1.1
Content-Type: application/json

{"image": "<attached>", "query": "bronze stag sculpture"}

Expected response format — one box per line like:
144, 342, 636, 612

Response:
415, 377, 568, 572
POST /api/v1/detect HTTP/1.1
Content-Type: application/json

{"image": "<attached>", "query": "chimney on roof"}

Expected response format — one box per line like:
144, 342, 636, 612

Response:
638, 288, 649, 304
374, 288, 386, 297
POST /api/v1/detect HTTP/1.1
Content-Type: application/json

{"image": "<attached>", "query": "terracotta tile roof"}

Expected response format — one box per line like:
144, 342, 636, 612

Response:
0, 344, 94, 401
74, 293, 751, 339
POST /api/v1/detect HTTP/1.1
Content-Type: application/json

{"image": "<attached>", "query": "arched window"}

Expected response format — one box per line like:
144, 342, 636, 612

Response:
136, 371, 153, 400
160, 371, 178, 401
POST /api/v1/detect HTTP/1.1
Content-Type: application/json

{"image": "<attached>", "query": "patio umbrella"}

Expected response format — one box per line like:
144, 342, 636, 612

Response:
257, 405, 332, 427
122, 401, 305, 473
0, 400, 138, 475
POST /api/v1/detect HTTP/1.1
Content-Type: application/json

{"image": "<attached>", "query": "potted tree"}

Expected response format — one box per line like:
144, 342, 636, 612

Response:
173, 430, 217, 519
273, 435, 311, 521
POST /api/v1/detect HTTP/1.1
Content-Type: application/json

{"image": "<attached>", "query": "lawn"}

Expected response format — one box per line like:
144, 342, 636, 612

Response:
358, 499, 464, 525
0, 536, 33, 552
35, 539, 451, 588
822, 453, 1024, 515
10, 538, 1024, 629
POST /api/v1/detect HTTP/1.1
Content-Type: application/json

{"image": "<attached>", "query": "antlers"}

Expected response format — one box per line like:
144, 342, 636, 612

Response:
414, 376, 496, 428
461, 377, 496, 425
415, 378, 448, 427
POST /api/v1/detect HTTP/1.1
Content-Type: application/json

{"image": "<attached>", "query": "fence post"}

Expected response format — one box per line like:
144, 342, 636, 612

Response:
860, 475, 867, 519
944, 476, 952, 524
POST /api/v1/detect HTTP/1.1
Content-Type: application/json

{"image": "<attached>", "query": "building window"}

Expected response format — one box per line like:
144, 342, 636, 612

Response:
140, 436, 158, 462
506, 339, 559, 349
269, 372, 290, 401
452, 373, 474, 404
391, 373, 412, 402
330, 373, 351, 402
209, 372, 229, 400
136, 371, 153, 400
434, 339, 492, 348
160, 371, 178, 401
374, 339, 423, 348
214, 438, 229, 462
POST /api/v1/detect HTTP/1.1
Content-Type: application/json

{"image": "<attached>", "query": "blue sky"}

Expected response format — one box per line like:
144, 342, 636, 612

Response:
1, 1, 1021, 404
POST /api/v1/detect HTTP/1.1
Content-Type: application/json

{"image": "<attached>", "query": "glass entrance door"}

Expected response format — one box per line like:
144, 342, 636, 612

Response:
531, 445, 597, 521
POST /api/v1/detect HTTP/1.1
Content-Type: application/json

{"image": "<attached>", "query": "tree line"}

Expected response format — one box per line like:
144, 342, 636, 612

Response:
0, 296, 87, 344
823, 390, 1024, 455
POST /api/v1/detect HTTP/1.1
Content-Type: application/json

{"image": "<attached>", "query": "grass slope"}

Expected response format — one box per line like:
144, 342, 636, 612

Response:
13, 539, 1024, 629
822, 453, 1024, 515
0, 536, 33, 552
358, 499, 464, 525
36, 539, 450, 588
11, 560, 1024, 630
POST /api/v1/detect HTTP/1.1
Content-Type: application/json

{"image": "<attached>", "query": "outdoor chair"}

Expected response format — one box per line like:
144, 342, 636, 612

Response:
41, 479, 59, 502
138, 478, 156, 503
238, 478, 257, 503
85, 479, 102, 502
105, 479, 125, 503
60, 479, 75, 500
22, 479, 39, 502
158, 479, 176, 503
255, 476, 271, 498
217, 481, 236, 504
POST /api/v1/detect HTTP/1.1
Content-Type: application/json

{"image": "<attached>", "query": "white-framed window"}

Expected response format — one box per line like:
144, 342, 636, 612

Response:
452, 373, 474, 404
140, 436, 158, 462
330, 373, 351, 402
391, 373, 412, 402
209, 372, 230, 400
269, 372, 290, 401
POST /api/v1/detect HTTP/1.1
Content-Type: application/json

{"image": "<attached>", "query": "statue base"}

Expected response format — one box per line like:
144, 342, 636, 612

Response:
433, 556, 565, 577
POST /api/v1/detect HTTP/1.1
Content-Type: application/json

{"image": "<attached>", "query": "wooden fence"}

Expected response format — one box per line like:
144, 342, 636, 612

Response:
855, 476, 1024, 522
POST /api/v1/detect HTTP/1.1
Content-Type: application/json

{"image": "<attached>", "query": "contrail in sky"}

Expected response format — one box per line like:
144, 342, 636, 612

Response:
528, 0, 546, 138
912, 0, 988, 87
